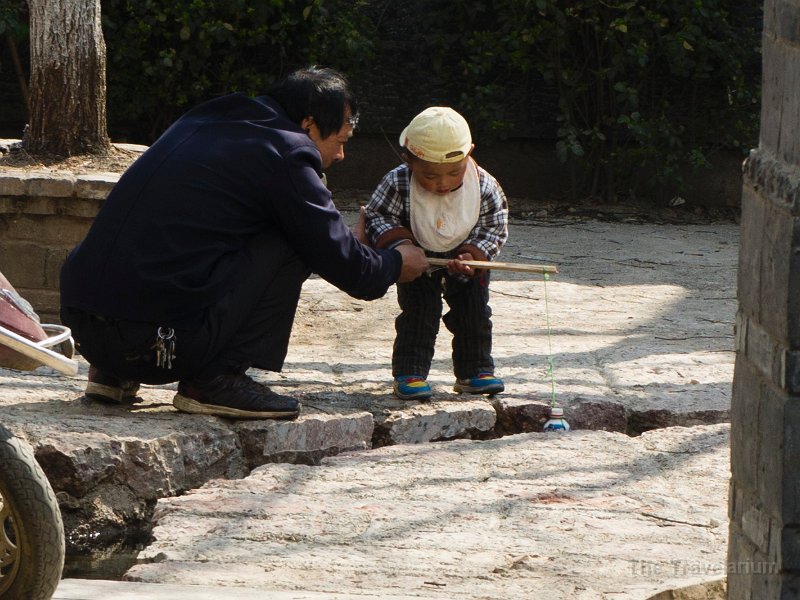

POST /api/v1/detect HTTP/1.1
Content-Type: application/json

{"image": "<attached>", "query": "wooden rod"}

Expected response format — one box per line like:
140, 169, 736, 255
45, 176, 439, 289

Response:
426, 257, 559, 274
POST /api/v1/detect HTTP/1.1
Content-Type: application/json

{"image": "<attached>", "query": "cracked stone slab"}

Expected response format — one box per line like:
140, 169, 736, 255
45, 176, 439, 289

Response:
128, 424, 730, 600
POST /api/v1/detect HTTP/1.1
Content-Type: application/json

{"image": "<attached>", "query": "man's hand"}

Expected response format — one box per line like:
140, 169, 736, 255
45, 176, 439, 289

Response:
394, 243, 429, 282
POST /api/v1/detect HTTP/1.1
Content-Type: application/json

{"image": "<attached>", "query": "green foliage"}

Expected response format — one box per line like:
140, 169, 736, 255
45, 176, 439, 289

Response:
102, 0, 374, 139
0, 0, 26, 39
0, 0, 29, 124
7, 0, 758, 200
424, 0, 762, 201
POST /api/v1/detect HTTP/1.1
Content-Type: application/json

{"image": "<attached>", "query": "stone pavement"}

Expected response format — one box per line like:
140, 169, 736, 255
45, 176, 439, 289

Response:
1, 212, 738, 598
125, 425, 730, 600
54, 578, 426, 599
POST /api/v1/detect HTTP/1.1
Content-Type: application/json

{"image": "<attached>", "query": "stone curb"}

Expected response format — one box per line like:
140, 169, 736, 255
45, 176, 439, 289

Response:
0, 140, 147, 199
0, 379, 731, 554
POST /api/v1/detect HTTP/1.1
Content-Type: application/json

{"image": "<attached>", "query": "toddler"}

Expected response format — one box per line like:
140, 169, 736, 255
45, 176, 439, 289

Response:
364, 106, 509, 399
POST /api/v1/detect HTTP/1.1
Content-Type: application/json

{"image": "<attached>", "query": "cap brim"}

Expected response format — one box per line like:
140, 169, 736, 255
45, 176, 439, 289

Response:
398, 125, 409, 149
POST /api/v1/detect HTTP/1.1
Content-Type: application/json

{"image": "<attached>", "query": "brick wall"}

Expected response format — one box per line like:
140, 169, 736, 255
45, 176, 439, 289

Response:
0, 170, 117, 324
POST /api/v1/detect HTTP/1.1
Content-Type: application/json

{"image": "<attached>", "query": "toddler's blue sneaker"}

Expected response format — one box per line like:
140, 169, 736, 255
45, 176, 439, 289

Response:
393, 375, 433, 400
453, 373, 504, 395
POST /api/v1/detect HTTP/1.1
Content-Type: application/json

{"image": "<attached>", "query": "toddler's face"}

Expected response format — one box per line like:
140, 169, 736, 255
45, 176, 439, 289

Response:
409, 156, 470, 195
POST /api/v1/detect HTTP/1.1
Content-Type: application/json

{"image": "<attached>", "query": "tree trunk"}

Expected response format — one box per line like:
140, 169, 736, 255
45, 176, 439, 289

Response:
25, 0, 110, 156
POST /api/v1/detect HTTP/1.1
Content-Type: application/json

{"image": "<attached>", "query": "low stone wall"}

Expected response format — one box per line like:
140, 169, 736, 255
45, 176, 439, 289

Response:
0, 168, 119, 324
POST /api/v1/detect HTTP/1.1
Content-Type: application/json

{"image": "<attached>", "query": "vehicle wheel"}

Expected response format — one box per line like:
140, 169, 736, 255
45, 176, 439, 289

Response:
0, 424, 64, 600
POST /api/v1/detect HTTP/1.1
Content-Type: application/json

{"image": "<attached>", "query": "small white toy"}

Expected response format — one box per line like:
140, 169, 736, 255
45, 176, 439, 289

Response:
543, 406, 570, 432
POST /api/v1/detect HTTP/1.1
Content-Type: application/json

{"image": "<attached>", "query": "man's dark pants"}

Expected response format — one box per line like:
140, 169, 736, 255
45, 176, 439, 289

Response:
61, 234, 311, 385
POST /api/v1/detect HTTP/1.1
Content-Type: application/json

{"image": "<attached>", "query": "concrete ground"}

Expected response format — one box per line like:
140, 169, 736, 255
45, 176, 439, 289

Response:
2, 211, 738, 599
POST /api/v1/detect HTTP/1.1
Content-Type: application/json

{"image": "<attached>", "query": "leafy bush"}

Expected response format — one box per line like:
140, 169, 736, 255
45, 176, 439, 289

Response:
0, 0, 25, 37
0, 0, 29, 119
2, 0, 760, 201
102, 0, 375, 140
420, 0, 761, 201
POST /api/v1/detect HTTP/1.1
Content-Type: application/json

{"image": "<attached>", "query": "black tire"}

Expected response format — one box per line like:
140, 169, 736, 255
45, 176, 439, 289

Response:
0, 423, 64, 600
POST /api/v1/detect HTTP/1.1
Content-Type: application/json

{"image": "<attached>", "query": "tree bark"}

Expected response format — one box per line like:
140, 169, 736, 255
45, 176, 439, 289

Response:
25, 0, 110, 156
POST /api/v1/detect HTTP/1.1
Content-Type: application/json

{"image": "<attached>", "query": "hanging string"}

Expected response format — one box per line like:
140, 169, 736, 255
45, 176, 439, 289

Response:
542, 272, 558, 407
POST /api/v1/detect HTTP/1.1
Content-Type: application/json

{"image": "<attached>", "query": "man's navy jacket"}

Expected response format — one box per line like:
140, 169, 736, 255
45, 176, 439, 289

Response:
60, 93, 401, 326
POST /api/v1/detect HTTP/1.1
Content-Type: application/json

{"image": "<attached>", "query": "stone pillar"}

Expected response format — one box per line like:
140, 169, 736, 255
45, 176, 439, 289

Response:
728, 0, 800, 597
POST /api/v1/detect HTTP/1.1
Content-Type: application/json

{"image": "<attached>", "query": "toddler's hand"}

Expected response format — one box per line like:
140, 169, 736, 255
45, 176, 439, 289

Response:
352, 206, 369, 246
447, 253, 476, 277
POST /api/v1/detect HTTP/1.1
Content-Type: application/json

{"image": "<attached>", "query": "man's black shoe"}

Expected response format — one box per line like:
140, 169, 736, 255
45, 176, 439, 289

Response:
173, 372, 300, 419
85, 365, 140, 403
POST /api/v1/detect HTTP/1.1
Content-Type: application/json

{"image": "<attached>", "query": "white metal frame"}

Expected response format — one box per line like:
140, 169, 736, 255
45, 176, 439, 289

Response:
0, 323, 78, 375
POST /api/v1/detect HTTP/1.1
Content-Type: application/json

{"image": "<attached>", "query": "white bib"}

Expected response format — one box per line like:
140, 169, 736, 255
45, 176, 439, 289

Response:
409, 160, 481, 252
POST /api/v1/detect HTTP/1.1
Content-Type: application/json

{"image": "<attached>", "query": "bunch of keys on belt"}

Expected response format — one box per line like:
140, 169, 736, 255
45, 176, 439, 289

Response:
155, 327, 176, 369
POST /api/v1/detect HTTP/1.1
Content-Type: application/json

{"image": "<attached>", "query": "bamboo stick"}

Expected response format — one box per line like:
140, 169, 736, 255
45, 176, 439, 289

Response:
426, 257, 559, 274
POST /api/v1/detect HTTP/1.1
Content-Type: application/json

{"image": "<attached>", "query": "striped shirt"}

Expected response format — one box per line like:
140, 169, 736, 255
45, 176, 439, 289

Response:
364, 163, 509, 260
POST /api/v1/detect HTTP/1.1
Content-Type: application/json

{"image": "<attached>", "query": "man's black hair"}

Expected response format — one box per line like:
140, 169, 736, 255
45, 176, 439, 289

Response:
266, 66, 359, 139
